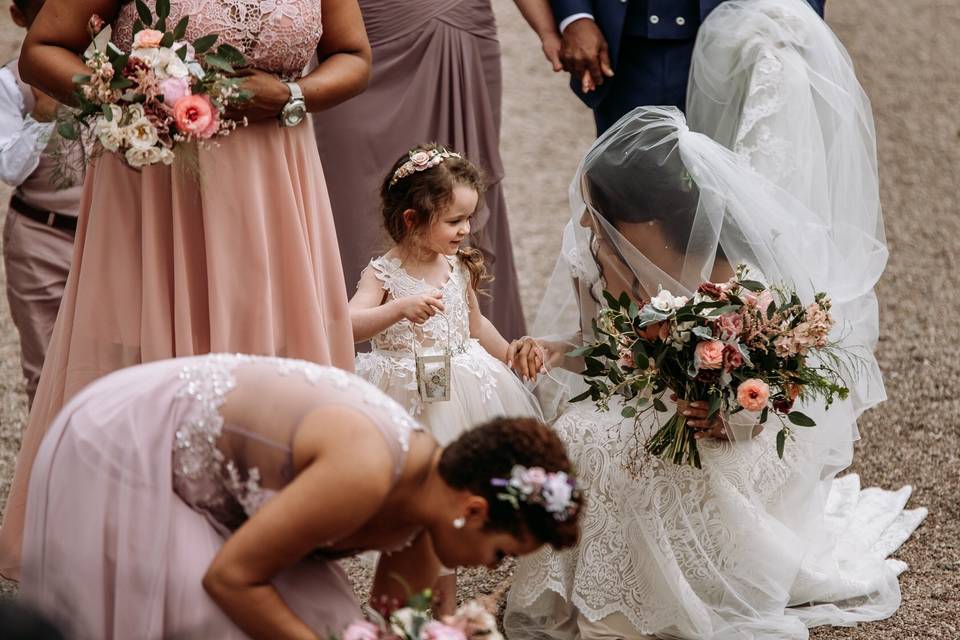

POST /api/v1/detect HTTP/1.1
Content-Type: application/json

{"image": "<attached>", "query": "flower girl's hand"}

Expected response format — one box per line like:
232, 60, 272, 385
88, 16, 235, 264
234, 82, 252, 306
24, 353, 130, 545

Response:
395, 292, 445, 324
507, 337, 547, 382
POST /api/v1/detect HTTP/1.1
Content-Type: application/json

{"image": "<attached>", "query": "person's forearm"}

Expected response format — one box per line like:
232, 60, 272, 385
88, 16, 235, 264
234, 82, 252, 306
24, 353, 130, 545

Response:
203, 574, 318, 640
513, 0, 560, 39
300, 51, 370, 113
477, 316, 510, 363
351, 302, 403, 343
19, 45, 91, 107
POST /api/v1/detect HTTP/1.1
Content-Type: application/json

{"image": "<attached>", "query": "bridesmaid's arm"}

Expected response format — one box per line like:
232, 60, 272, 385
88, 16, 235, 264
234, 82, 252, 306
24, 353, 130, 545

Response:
202, 407, 393, 640
513, 0, 563, 70
298, 0, 371, 112
19, 0, 122, 104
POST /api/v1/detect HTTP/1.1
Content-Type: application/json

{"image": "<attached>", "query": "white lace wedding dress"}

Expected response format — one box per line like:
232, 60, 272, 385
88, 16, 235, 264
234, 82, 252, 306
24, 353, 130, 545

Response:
355, 254, 541, 446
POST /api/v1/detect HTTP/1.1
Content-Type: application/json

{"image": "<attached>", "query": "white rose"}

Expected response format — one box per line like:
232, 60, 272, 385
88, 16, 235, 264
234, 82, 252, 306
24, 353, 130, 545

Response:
124, 144, 164, 168
651, 289, 688, 313
162, 53, 190, 79
125, 117, 160, 150
124, 103, 146, 122
95, 116, 125, 152
157, 147, 175, 165
130, 47, 161, 68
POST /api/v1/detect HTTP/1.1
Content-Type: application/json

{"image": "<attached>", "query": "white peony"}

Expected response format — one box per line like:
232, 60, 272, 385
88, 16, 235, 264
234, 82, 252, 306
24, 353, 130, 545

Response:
541, 472, 574, 516
95, 108, 126, 151
130, 47, 189, 80
650, 289, 688, 313
124, 145, 165, 168
124, 117, 160, 150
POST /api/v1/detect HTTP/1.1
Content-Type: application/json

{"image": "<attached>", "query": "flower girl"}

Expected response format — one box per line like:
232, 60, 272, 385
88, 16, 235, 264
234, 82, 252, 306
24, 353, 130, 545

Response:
350, 144, 542, 613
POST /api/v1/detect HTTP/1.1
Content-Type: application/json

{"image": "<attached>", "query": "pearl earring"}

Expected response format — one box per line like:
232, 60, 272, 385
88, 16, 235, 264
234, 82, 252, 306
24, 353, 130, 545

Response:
452, 517, 466, 529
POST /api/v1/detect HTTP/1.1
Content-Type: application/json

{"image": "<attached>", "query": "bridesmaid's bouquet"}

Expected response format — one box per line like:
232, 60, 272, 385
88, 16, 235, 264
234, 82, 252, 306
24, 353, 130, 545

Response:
56, 0, 250, 170
570, 265, 851, 469
340, 589, 503, 640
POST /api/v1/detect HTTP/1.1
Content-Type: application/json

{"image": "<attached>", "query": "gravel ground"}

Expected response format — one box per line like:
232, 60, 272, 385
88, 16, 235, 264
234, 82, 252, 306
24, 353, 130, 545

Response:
1, 0, 957, 636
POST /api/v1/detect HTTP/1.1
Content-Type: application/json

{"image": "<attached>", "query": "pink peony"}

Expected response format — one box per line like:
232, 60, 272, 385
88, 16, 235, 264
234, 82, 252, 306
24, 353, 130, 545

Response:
694, 340, 725, 370
133, 29, 164, 49
716, 312, 743, 340
343, 621, 380, 640
722, 344, 743, 372
173, 94, 219, 139
737, 379, 770, 412
159, 77, 191, 106
421, 621, 467, 640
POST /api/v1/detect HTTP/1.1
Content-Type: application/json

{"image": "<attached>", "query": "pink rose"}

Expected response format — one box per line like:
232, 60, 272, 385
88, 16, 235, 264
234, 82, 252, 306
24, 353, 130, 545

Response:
694, 340, 725, 370
524, 467, 548, 486
133, 29, 164, 49
343, 621, 380, 640
737, 379, 770, 412
173, 94, 219, 139
716, 312, 743, 340
722, 344, 743, 372
159, 77, 191, 106
410, 150, 431, 167
421, 621, 467, 640
88, 14, 106, 36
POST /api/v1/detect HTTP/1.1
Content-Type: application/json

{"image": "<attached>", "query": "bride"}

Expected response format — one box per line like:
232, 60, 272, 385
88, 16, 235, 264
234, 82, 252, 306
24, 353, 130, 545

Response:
504, 104, 925, 639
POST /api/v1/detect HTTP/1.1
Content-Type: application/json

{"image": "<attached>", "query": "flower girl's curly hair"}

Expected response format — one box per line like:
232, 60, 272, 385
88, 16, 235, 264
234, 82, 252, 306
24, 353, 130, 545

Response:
438, 417, 583, 550
379, 143, 489, 292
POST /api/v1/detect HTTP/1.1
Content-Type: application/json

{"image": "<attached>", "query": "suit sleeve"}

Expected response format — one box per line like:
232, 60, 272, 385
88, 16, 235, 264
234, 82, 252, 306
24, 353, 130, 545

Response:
550, 0, 595, 26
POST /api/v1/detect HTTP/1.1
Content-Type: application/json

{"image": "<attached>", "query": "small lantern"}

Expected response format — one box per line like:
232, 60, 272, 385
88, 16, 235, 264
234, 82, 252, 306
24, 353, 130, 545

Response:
414, 314, 452, 403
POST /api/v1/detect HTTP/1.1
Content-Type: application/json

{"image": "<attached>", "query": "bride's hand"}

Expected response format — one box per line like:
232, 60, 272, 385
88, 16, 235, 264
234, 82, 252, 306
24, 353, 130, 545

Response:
675, 397, 728, 440
225, 68, 292, 123
507, 337, 547, 382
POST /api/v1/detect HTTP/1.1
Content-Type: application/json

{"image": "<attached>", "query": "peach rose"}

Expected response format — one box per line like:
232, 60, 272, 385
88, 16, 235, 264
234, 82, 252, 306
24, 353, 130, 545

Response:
737, 379, 770, 412
694, 340, 724, 370
133, 29, 164, 49
173, 94, 219, 139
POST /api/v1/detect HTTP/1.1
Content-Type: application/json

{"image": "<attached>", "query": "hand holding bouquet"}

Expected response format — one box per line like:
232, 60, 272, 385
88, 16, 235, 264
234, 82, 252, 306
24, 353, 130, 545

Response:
570, 265, 850, 469
57, 0, 250, 170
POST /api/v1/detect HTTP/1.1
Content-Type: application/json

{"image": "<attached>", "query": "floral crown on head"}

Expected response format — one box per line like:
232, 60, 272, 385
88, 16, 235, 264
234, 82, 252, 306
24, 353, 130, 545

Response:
491, 465, 581, 522
389, 146, 462, 186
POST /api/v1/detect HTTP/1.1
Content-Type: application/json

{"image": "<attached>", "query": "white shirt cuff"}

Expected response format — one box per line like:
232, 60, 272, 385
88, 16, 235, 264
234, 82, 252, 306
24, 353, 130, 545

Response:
559, 13, 595, 33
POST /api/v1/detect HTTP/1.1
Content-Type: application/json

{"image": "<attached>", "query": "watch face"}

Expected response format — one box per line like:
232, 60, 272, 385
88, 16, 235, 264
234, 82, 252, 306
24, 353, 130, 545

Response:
283, 103, 306, 127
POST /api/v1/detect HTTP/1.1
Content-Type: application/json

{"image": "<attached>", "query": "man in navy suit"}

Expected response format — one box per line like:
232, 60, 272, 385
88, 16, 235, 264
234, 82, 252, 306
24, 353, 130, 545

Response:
551, 0, 825, 134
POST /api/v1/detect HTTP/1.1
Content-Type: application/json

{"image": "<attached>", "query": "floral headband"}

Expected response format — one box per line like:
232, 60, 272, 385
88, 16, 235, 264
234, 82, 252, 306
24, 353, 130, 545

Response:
390, 147, 462, 186
491, 465, 581, 522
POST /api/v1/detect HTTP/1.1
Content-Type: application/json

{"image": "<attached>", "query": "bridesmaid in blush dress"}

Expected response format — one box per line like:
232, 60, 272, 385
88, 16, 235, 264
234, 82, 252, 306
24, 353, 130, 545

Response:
313, 0, 527, 343
19, 354, 582, 639
0, 0, 371, 579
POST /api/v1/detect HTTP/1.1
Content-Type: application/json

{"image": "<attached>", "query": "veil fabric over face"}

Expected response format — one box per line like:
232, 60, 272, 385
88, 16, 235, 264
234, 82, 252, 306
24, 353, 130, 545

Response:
687, 0, 887, 414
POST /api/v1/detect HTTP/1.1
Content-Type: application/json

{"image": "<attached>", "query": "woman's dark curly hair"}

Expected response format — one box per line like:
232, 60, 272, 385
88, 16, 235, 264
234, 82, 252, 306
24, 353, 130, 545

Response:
380, 143, 489, 291
438, 417, 582, 550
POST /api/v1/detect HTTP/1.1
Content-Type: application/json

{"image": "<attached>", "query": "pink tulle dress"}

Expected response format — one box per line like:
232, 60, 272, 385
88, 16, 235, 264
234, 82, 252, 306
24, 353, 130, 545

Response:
20, 354, 425, 639
0, 0, 355, 576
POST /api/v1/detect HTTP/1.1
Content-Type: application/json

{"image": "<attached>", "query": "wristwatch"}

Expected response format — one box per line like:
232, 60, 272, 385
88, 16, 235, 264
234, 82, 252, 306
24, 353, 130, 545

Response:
279, 81, 306, 128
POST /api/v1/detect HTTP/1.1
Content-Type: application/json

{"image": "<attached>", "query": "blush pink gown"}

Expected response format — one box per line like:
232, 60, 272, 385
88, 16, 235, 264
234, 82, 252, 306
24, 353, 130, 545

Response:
0, 0, 354, 578
20, 354, 424, 639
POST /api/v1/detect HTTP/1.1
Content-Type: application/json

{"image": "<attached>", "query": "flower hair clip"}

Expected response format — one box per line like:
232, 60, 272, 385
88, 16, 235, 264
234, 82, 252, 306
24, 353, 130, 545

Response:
491, 465, 581, 522
390, 147, 462, 186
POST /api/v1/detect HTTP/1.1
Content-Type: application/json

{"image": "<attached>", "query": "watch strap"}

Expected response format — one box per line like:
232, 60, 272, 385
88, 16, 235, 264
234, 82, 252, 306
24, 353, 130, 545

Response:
285, 81, 304, 103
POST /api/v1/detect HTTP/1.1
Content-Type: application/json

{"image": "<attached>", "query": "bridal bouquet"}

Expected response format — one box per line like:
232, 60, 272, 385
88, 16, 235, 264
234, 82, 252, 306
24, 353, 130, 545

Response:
340, 589, 503, 640
570, 265, 850, 469
56, 0, 249, 169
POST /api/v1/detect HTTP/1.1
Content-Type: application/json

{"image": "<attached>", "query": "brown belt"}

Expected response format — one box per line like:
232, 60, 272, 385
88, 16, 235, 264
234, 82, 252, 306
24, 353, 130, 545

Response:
9, 194, 77, 233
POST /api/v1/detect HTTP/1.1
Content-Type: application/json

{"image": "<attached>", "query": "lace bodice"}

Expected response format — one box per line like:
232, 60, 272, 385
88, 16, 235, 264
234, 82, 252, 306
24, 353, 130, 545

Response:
113, 0, 323, 80
170, 354, 422, 542
367, 255, 472, 355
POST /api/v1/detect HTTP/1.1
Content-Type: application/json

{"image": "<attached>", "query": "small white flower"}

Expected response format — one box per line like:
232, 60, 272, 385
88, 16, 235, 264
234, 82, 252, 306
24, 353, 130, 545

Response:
157, 147, 175, 165
390, 607, 423, 637
124, 144, 165, 168
125, 117, 160, 150
650, 289, 688, 313
541, 472, 573, 515
95, 115, 125, 152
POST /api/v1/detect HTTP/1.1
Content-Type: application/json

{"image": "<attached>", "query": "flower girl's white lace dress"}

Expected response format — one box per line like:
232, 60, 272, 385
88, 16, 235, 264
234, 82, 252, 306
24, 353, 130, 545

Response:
355, 254, 541, 445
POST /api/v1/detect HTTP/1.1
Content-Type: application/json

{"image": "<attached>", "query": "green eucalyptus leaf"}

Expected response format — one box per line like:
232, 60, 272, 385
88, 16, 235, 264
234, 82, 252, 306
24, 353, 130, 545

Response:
160, 31, 174, 49
203, 53, 234, 73
776, 429, 786, 458
653, 397, 667, 412
109, 77, 133, 90
176, 45, 188, 61
101, 104, 114, 121
193, 34, 218, 53
569, 389, 592, 403
156, 16, 166, 32
132, 19, 145, 35
787, 411, 816, 427
760, 406, 769, 423
707, 395, 722, 419
738, 280, 765, 292
156, 0, 170, 19
621, 406, 637, 419
173, 16, 189, 40
602, 290, 620, 311
72, 74, 92, 85
135, 0, 153, 27
216, 43, 246, 64
57, 120, 78, 140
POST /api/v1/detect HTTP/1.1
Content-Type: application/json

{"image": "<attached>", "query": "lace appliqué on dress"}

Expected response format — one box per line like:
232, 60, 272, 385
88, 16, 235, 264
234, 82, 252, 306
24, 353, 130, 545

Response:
112, 0, 323, 81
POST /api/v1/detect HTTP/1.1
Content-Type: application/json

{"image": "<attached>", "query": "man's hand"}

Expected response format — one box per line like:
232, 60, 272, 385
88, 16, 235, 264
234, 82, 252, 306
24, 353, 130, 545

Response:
560, 18, 615, 93
30, 86, 59, 123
